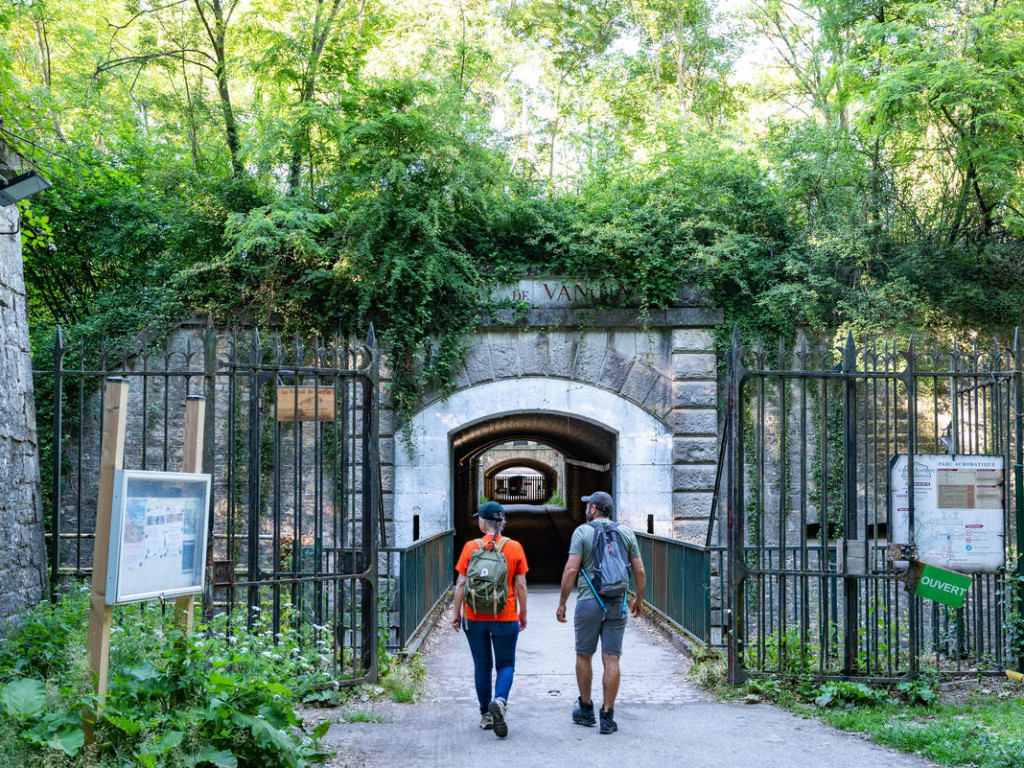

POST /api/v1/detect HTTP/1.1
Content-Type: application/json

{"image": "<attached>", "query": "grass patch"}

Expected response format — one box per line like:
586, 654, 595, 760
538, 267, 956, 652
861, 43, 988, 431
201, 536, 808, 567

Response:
687, 646, 730, 696
378, 652, 426, 704
820, 696, 1024, 768
339, 708, 387, 723
688, 648, 1024, 767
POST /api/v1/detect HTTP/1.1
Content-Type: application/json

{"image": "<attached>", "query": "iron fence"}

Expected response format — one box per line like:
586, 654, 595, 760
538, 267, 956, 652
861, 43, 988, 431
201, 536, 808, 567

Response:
635, 532, 722, 645
381, 530, 455, 651
726, 330, 1024, 683
33, 323, 383, 683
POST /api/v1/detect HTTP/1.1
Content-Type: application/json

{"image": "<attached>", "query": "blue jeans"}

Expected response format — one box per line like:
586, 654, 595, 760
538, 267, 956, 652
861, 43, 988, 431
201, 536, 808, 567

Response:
464, 619, 520, 713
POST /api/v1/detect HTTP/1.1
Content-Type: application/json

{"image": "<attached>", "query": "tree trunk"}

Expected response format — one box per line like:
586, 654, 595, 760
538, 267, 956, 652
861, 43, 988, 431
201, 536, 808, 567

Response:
289, 0, 347, 194
34, 18, 66, 141
196, 0, 243, 176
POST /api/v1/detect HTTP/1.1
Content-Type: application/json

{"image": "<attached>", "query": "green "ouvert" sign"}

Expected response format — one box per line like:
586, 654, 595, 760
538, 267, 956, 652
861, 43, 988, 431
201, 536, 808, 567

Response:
915, 563, 973, 609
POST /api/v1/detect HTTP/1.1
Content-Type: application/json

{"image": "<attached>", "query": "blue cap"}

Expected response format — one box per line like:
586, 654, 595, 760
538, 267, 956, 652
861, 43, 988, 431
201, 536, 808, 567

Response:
474, 500, 505, 520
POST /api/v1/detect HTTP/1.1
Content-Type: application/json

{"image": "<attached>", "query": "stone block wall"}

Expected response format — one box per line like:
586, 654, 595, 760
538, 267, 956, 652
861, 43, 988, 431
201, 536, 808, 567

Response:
382, 305, 723, 544
670, 328, 720, 544
0, 203, 46, 626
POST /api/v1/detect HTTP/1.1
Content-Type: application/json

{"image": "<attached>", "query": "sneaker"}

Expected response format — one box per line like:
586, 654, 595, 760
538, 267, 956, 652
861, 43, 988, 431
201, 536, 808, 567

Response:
599, 707, 617, 734
572, 697, 596, 727
479, 713, 493, 730
488, 698, 508, 738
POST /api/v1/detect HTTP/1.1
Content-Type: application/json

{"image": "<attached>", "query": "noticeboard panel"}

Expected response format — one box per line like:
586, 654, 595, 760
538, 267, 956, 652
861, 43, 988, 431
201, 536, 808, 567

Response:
890, 454, 1005, 572
105, 470, 212, 605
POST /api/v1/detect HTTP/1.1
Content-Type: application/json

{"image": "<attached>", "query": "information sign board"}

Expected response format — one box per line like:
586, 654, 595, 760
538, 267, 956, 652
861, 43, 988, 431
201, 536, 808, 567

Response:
276, 386, 335, 422
890, 454, 1004, 572
105, 470, 211, 605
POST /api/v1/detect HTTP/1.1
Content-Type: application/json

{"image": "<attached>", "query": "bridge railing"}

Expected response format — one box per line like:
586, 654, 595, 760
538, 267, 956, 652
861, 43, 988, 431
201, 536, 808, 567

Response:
381, 530, 455, 651
635, 532, 724, 646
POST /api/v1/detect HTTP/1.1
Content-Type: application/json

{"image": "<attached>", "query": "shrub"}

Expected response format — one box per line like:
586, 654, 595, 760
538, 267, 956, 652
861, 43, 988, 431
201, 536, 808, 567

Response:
0, 588, 333, 767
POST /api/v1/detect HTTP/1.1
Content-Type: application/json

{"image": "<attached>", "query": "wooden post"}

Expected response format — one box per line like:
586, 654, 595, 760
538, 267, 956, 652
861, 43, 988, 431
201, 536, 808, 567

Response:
85, 377, 129, 725
175, 395, 206, 633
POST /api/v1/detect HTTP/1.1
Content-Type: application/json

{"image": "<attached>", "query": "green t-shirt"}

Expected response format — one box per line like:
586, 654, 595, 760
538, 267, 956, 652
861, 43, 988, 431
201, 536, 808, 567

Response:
568, 518, 641, 602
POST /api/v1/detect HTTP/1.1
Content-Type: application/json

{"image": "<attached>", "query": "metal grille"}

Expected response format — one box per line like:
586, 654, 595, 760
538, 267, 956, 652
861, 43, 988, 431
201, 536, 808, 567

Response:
635, 532, 721, 645
726, 330, 1024, 683
34, 323, 382, 683
381, 531, 455, 651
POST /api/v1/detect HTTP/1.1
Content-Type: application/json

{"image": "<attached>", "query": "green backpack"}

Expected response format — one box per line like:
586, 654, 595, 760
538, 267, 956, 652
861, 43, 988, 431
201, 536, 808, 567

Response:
465, 537, 509, 614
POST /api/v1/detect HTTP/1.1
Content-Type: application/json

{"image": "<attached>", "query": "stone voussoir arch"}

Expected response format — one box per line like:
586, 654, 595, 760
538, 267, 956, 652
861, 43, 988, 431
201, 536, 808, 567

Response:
417, 330, 674, 428
377, 305, 722, 551
392, 375, 674, 548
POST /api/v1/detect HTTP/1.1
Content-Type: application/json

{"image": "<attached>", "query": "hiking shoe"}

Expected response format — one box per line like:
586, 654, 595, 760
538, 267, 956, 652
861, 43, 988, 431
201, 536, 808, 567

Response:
488, 698, 508, 738
572, 697, 596, 727
479, 713, 493, 730
599, 707, 617, 734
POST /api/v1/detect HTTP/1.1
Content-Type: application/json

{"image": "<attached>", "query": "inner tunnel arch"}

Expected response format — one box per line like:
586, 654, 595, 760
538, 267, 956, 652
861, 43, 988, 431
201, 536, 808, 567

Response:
453, 413, 616, 582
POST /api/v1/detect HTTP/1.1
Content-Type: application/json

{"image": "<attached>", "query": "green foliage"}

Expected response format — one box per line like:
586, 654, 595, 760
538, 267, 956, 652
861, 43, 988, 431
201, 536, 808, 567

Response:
376, 650, 425, 705
687, 646, 728, 693
822, 698, 1024, 768
0, 587, 334, 768
338, 708, 386, 723
814, 680, 890, 709
896, 679, 939, 707
761, 627, 822, 676
1003, 565, 1024, 663
5, 0, 1024, 430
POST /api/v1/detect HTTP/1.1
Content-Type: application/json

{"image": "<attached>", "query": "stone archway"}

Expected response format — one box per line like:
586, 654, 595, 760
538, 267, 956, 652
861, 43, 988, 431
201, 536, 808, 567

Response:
381, 285, 723, 567
392, 378, 674, 578
484, 457, 558, 504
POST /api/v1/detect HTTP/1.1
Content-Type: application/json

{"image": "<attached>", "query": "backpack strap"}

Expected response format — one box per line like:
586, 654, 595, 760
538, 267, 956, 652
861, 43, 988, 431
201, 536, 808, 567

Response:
492, 536, 509, 553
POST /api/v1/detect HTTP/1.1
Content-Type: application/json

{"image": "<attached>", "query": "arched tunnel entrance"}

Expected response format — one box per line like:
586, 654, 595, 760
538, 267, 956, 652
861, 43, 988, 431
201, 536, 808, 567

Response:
452, 414, 616, 583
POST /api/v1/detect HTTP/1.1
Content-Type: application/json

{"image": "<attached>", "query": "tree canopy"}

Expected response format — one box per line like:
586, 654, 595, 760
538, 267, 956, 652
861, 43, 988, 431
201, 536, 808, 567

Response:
2, 0, 1023, 414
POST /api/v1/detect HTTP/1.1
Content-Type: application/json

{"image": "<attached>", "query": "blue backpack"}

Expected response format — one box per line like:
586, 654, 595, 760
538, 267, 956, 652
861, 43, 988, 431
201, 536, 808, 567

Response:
582, 521, 630, 598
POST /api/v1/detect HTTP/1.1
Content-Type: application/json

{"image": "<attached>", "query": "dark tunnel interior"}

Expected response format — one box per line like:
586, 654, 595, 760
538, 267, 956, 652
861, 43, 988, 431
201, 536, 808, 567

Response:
451, 413, 616, 583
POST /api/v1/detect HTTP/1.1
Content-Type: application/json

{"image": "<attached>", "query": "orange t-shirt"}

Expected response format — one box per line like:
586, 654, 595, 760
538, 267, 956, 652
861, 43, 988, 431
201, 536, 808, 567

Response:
456, 535, 528, 622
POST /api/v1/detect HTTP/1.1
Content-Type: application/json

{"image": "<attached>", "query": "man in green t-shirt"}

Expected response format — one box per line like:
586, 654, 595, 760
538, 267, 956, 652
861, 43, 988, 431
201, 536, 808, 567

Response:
555, 491, 645, 735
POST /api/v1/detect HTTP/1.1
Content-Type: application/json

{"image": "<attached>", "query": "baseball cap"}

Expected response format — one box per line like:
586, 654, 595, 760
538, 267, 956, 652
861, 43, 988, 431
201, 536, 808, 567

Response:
581, 491, 614, 514
474, 500, 505, 520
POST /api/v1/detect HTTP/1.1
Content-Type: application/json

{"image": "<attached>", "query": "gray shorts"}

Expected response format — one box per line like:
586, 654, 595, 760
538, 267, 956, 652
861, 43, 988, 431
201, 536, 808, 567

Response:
574, 598, 627, 656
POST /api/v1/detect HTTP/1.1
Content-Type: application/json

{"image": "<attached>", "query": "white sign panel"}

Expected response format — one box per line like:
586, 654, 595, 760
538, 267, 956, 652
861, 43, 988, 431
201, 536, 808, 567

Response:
106, 470, 211, 605
890, 454, 1005, 572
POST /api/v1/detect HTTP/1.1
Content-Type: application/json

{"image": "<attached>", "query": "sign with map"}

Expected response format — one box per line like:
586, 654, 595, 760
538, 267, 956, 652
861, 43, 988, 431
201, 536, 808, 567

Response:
890, 454, 1005, 572
105, 470, 211, 605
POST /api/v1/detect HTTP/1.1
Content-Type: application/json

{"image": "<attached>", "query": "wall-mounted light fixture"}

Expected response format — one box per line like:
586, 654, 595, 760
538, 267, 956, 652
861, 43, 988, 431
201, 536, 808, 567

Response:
0, 170, 51, 207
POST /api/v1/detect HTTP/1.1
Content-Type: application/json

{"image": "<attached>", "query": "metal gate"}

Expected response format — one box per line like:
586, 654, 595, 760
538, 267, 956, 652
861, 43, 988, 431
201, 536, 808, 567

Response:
34, 322, 382, 683
726, 329, 1024, 684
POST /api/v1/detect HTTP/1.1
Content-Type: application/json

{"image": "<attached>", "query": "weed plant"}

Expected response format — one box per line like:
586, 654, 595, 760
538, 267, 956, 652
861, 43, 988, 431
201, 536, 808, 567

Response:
820, 694, 1024, 768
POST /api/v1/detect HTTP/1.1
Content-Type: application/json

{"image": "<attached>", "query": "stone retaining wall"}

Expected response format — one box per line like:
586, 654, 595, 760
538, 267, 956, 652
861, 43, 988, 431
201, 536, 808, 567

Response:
0, 203, 46, 626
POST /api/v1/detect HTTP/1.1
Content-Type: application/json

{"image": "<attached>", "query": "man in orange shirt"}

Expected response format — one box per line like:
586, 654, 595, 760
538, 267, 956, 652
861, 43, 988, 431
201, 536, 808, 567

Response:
451, 501, 529, 738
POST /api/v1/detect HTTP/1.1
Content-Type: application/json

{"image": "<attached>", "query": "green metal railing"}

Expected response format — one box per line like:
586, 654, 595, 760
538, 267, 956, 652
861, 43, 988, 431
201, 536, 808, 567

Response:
635, 532, 719, 645
382, 530, 455, 651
